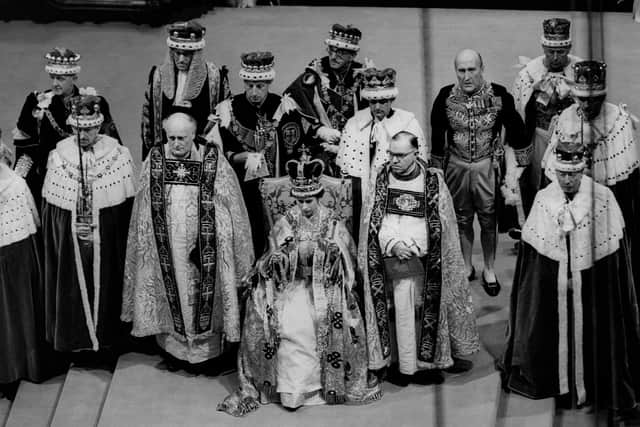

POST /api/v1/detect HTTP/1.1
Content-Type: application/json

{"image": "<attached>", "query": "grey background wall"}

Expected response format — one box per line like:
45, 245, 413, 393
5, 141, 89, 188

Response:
0, 7, 638, 167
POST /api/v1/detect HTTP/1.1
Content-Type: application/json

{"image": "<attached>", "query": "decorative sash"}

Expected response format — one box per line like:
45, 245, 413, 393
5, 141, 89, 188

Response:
228, 107, 278, 179
367, 160, 443, 361
44, 109, 71, 138
151, 69, 164, 148
150, 65, 221, 152
149, 145, 218, 336
163, 159, 202, 185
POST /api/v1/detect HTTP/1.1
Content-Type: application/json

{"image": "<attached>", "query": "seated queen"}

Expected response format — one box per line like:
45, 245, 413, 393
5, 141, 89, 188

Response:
218, 158, 381, 416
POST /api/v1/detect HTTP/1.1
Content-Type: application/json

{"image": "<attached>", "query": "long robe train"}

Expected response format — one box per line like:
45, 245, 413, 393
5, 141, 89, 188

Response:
43, 200, 133, 352
0, 237, 46, 383
501, 239, 640, 408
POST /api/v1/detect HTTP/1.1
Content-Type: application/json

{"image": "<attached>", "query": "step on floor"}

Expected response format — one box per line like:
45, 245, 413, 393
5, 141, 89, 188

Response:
496, 392, 554, 427
50, 366, 113, 427
4, 374, 65, 427
98, 351, 501, 427
0, 398, 11, 427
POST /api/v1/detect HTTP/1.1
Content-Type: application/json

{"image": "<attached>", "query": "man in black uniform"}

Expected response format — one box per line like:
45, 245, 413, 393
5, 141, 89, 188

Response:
285, 23, 370, 176
209, 51, 304, 256
430, 49, 529, 297
13, 47, 120, 208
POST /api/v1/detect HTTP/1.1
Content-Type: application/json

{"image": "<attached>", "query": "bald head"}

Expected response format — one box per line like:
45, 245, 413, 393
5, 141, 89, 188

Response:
163, 112, 197, 134
454, 49, 483, 69
454, 49, 485, 95
163, 112, 197, 159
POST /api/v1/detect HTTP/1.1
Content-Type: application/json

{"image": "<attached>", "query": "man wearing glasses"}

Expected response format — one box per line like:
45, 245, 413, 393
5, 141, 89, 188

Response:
285, 23, 371, 176
430, 49, 528, 297
336, 67, 427, 238
359, 131, 479, 387
542, 60, 640, 294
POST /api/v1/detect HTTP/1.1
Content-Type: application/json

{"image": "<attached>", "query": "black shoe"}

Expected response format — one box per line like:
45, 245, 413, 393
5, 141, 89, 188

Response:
160, 354, 182, 372
508, 228, 521, 241
481, 272, 501, 297
412, 370, 444, 385
467, 266, 476, 281
555, 394, 573, 410
444, 358, 473, 374
386, 368, 411, 387
0, 381, 19, 401
614, 405, 640, 425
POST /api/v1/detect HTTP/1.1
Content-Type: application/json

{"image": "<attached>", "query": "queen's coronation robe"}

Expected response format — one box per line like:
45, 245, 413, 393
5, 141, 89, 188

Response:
359, 159, 479, 371
122, 144, 253, 363
218, 205, 381, 416
42, 135, 135, 352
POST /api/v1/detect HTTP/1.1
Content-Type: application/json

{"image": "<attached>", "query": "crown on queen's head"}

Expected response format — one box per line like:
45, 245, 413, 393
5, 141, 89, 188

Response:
361, 67, 399, 101
45, 47, 81, 75
541, 18, 572, 47
572, 60, 606, 97
67, 94, 104, 129
554, 140, 585, 173
166, 20, 206, 51
239, 51, 276, 82
286, 158, 325, 199
325, 23, 362, 52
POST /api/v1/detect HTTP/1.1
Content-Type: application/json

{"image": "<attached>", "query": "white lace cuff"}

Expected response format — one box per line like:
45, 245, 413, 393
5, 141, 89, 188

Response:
14, 155, 34, 177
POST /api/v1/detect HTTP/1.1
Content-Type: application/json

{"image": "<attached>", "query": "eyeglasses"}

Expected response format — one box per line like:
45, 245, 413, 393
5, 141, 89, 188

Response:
370, 99, 393, 105
387, 150, 416, 159
327, 46, 352, 58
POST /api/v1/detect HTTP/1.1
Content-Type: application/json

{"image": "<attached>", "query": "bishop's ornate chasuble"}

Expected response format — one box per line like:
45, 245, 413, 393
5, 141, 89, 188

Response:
122, 144, 253, 363
359, 159, 479, 371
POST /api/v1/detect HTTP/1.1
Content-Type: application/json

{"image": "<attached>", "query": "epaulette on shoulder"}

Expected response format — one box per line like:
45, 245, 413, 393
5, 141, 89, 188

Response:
33, 89, 52, 96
